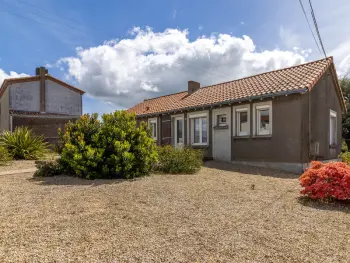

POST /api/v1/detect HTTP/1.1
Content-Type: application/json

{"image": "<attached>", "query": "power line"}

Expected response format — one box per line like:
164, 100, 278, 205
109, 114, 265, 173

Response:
298, 0, 322, 56
308, 0, 327, 58
0, 0, 234, 82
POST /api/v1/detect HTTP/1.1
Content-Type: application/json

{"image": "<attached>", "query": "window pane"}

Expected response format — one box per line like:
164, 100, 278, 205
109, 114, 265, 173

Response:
177, 119, 183, 143
152, 123, 157, 138
202, 117, 207, 143
194, 118, 200, 143
217, 114, 227, 126
330, 116, 336, 144
239, 111, 248, 133
259, 109, 270, 132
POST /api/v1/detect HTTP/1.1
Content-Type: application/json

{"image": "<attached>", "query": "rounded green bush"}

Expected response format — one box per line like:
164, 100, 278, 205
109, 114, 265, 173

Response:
0, 146, 12, 165
59, 111, 158, 179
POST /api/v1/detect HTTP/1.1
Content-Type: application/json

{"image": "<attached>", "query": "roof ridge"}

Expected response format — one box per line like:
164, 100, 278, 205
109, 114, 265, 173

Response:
201, 56, 333, 90
143, 90, 187, 101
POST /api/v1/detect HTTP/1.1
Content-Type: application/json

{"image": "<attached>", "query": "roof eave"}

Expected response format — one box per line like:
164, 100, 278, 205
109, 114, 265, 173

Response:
135, 88, 308, 118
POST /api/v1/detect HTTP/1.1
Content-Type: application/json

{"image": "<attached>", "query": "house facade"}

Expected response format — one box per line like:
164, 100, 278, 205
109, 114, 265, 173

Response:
0, 67, 85, 144
128, 58, 346, 173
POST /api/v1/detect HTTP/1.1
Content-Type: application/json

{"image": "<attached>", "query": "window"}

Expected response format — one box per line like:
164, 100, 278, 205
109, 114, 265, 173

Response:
148, 118, 157, 140
330, 110, 337, 145
236, 108, 249, 136
253, 102, 272, 136
233, 105, 250, 137
190, 116, 208, 145
175, 118, 184, 145
217, 114, 227, 126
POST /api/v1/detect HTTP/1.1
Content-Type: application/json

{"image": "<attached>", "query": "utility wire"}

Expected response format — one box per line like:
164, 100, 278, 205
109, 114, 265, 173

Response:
0, 0, 233, 82
307, 0, 327, 58
298, 0, 322, 56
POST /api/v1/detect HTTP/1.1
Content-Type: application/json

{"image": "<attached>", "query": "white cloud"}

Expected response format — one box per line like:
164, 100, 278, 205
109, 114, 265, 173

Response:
240, 22, 244, 25
279, 26, 300, 49
198, 25, 203, 31
57, 27, 307, 108
0, 69, 28, 86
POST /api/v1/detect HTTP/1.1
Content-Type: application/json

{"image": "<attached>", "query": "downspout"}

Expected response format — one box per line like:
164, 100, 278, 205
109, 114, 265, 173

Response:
308, 88, 311, 162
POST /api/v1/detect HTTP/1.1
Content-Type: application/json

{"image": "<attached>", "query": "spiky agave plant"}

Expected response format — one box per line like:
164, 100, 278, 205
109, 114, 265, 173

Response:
0, 127, 49, 160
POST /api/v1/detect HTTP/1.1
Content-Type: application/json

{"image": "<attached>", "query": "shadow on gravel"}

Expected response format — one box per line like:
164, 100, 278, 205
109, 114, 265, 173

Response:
204, 160, 299, 179
297, 196, 350, 213
28, 175, 141, 186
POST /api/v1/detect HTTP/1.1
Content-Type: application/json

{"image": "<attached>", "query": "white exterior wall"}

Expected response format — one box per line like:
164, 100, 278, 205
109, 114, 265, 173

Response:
45, 80, 82, 115
9, 81, 40, 112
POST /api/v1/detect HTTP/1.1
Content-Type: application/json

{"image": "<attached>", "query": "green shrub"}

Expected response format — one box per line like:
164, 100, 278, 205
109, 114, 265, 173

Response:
34, 160, 62, 177
340, 151, 350, 164
342, 140, 348, 153
0, 146, 11, 165
0, 127, 49, 160
155, 145, 203, 174
59, 111, 158, 179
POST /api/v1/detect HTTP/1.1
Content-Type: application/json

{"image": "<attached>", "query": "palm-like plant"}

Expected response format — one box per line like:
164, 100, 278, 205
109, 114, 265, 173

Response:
0, 127, 49, 160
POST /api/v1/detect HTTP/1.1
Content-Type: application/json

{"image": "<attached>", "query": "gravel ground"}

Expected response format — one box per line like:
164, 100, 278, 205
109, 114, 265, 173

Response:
0, 160, 36, 172
0, 161, 348, 262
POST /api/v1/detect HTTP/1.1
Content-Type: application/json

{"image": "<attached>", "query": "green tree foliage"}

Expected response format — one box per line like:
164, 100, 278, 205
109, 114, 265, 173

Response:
0, 127, 48, 160
340, 77, 350, 137
59, 111, 158, 179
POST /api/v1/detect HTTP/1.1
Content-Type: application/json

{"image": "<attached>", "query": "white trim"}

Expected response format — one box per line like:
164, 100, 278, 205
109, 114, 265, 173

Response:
329, 109, 337, 145
174, 115, 185, 147
187, 110, 209, 146
148, 117, 157, 140
253, 101, 272, 136
233, 104, 250, 137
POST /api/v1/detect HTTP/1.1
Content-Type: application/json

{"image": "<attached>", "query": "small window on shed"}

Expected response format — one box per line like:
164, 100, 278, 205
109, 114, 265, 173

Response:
330, 110, 337, 145
217, 114, 227, 126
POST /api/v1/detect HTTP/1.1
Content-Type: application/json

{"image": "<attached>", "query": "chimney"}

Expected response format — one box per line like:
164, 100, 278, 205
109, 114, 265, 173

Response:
36, 67, 48, 112
188, 81, 200, 95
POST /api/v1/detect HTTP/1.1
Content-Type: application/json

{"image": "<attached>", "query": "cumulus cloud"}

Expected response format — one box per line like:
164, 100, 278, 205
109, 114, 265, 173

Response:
0, 69, 28, 86
57, 27, 307, 108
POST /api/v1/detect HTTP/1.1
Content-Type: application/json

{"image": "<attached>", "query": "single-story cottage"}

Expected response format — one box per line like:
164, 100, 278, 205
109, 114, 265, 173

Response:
128, 57, 346, 173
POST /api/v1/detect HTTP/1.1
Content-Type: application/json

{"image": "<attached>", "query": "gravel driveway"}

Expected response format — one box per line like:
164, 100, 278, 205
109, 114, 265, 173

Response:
0, 161, 348, 262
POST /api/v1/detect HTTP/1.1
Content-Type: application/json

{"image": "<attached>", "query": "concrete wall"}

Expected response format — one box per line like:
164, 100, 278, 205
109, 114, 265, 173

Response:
309, 71, 342, 160
0, 88, 10, 131
9, 81, 40, 112
232, 94, 303, 163
45, 80, 82, 115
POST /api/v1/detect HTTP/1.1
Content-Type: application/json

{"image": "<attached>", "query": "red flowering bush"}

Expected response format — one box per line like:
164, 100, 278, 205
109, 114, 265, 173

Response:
299, 161, 350, 200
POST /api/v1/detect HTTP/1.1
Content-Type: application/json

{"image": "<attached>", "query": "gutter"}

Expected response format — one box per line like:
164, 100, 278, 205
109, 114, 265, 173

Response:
137, 88, 309, 118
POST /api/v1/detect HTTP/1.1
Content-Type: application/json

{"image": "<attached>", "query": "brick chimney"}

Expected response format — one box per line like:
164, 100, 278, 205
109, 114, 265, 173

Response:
36, 67, 48, 112
188, 81, 200, 95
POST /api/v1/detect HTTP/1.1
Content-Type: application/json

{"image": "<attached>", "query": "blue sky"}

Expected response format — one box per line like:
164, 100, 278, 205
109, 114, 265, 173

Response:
1, 0, 350, 114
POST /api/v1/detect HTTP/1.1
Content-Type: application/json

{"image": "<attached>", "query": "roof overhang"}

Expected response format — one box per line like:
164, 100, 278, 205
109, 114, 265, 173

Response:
135, 88, 308, 118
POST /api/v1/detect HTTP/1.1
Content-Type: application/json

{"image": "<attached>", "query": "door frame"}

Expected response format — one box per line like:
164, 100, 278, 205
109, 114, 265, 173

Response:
212, 107, 232, 161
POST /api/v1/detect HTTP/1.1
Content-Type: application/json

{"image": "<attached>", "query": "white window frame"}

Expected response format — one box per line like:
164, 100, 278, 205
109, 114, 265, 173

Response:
148, 117, 157, 140
253, 101, 272, 136
217, 114, 227, 127
330, 109, 337, 145
187, 111, 209, 146
233, 105, 250, 137
172, 114, 185, 147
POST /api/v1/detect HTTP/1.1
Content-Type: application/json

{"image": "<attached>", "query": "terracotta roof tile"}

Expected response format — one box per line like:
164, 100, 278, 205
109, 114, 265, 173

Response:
128, 57, 345, 116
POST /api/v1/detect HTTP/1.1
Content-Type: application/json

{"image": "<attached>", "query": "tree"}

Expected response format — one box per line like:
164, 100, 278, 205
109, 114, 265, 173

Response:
340, 77, 350, 138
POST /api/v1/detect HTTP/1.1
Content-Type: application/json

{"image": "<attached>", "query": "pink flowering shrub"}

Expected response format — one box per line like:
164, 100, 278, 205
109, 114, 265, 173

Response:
299, 161, 350, 200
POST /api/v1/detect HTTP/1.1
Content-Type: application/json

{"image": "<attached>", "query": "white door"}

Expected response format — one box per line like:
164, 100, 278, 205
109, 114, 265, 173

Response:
212, 107, 231, 161
174, 117, 184, 148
